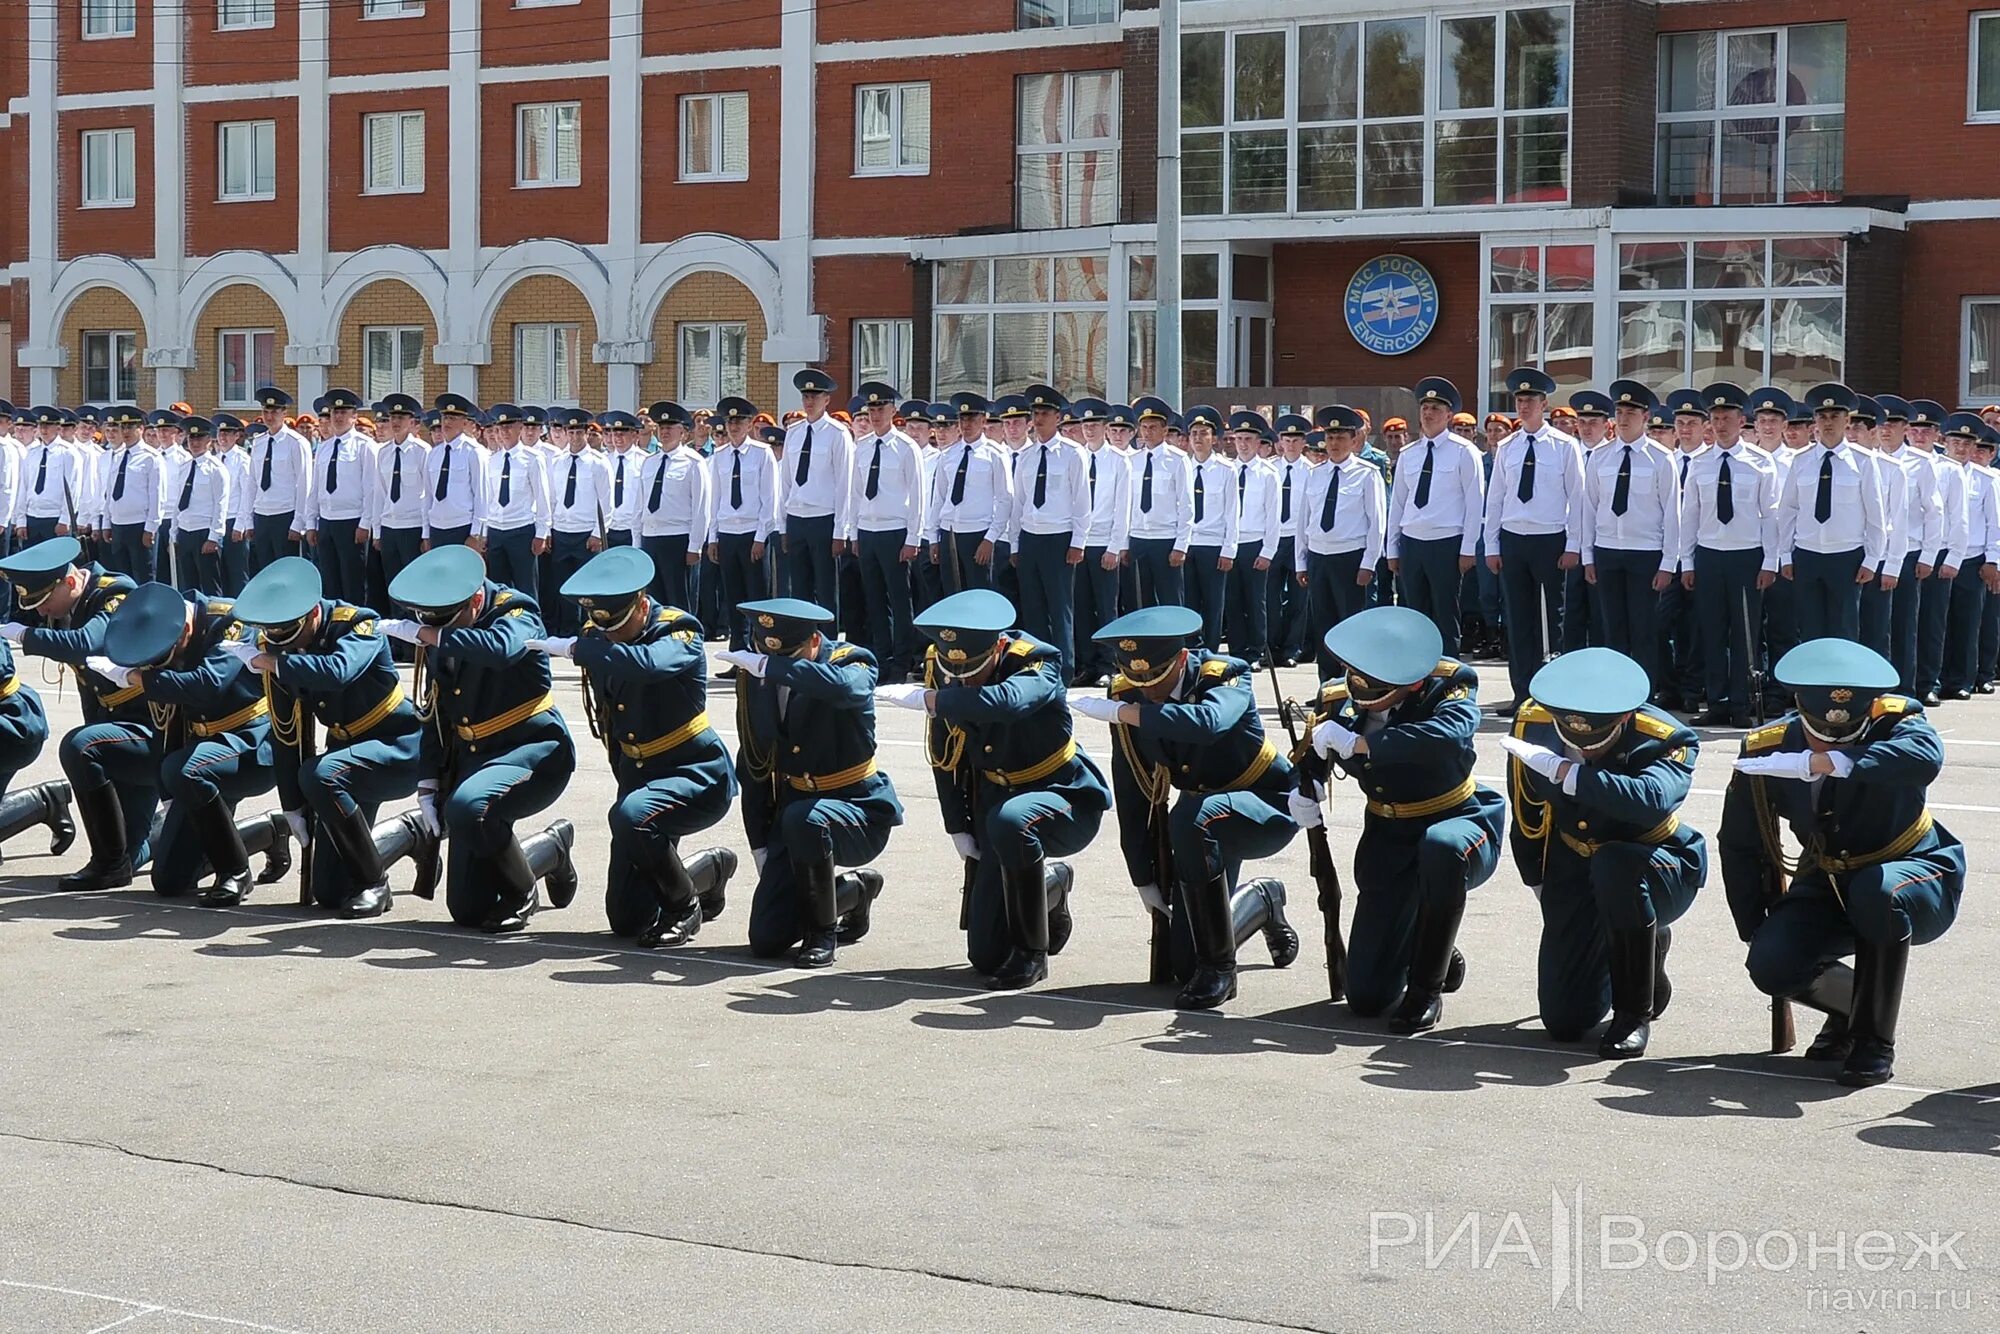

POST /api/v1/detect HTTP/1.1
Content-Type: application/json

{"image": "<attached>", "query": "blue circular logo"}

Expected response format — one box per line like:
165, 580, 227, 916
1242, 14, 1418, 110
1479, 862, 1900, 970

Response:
1344, 255, 1440, 356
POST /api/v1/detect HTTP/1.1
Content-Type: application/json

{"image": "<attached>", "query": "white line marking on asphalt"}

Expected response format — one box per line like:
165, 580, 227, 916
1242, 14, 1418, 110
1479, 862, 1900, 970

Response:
0, 1279, 310, 1334
83, 1310, 159, 1334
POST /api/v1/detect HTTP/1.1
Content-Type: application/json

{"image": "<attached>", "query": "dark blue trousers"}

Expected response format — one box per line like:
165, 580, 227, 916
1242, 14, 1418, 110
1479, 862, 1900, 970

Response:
642, 533, 695, 612
1790, 546, 1863, 642
1745, 841, 1963, 999
171, 528, 224, 597
104, 524, 150, 578
1396, 534, 1465, 656
485, 523, 539, 601
1184, 544, 1227, 649
316, 518, 367, 605
1165, 787, 1298, 983
1013, 530, 1073, 681
377, 526, 424, 600
1306, 548, 1368, 679
1225, 540, 1269, 662
1859, 560, 1895, 658
1943, 558, 1988, 693
547, 530, 595, 635
937, 528, 990, 594
1560, 565, 1593, 652
746, 796, 896, 957
442, 734, 576, 928
1265, 535, 1306, 660
300, 730, 423, 908
1593, 547, 1663, 686
1497, 529, 1566, 700
250, 510, 298, 573
1693, 546, 1763, 712
152, 731, 276, 897
1538, 834, 1705, 1040
1075, 545, 1121, 678
784, 513, 838, 617
1343, 791, 1506, 1017
855, 527, 916, 682
429, 525, 472, 548
58, 722, 160, 871
1889, 550, 1925, 693
1917, 556, 1954, 696
1128, 536, 1184, 608
605, 769, 737, 939
964, 788, 1104, 974
715, 530, 765, 649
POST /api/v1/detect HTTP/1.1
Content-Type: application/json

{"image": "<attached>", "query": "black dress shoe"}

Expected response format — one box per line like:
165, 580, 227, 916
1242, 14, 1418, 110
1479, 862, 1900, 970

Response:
1175, 965, 1237, 1010
1443, 948, 1466, 994
836, 869, 884, 943
991, 948, 1049, 990
1691, 709, 1730, 727
197, 870, 252, 908
1921, 690, 1940, 706
796, 926, 838, 969
1730, 709, 1755, 728
1978, 682, 1997, 695
1496, 701, 1520, 718
335, 882, 392, 920
480, 894, 537, 934
1653, 692, 1684, 712
640, 901, 703, 949
1804, 1013, 1852, 1062
1388, 987, 1443, 1033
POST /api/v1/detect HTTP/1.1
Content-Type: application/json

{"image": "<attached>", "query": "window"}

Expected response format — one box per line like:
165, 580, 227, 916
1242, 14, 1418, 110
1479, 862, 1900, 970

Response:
81, 129, 136, 207
1964, 300, 2000, 405
218, 121, 278, 201
1124, 251, 1269, 396
1613, 237, 1844, 401
514, 0, 579, 7
363, 0, 425, 16
1486, 242, 1596, 409
1017, 72, 1119, 229
933, 256, 1114, 399
83, 332, 138, 402
515, 324, 580, 405
1184, 8, 1570, 217
219, 330, 276, 408
680, 93, 749, 182
856, 84, 931, 176
218, 0, 275, 29
1019, 0, 1117, 27
364, 327, 426, 402
1656, 24, 1844, 204
678, 324, 748, 403
363, 112, 425, 194
83, 0, 136, 39
854, 320, 914, 391
516, 103, 581, 187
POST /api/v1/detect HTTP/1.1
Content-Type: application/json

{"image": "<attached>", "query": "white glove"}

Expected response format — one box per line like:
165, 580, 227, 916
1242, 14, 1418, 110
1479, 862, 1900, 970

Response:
752, 846, 769, 874
1500, 735, 1569, 784
86, 655, 135, 688
0, 621, 25, 644
530, 636, 577, 659
1733, 750, 1816, 782
1311, 718, 1359, 760
1067, 692, 1126, 723
1287, 790, 1325, 829
716, 648, 768, 678
951, 832, 980, 860
378, 617, 423, 644
876, 682, 930, 711
283, 810, 311, 848
220, 640, 263, 668
414, 781, 442, 837
1135, 882, 1170, 916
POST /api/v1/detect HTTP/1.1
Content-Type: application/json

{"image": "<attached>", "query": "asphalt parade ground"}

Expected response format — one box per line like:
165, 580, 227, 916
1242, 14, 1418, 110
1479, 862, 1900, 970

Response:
0, 658, 1996, 1333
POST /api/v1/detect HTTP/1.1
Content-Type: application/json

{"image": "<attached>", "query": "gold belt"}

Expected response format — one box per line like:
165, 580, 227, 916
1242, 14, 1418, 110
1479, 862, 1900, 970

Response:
0, 675, 19, 700
455, 690, 557, 741
1191, 737, 1278, 794
92, 671, 144, 709
1559, 813, 1680, 859
783, 757, 878, 792
328, 684, 405, 742
190, 696, 271, 738
1818, 810, 1935, 874
620, 709, 714, 760
982, 737, 1077, 787
1368, 775, 1477, 820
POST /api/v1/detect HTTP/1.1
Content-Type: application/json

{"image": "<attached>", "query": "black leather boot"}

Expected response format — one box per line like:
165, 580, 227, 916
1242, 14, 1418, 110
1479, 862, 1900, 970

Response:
404, 815, 443, 901
480, 835, 540, 934
1839, 936, 1910, 1088
1793, 960, 1858, 1061
1651, 923, 1673, 1017
1045, 861, 1074, 956
1231, 876, 1299, 968
59, 783, 133, 891
321, 805, 392, 919
796, 858, 841, 968
694, 846, 737, 921
522, 819, 577, 909
1176, 875, 1239, 1010
1599, 923, 1658, 1058
991, 858, 1050, 990
0, 780, 75, 860
243, 811, 291, 884
192, 798, 255, 907
1444, 949, 1467, 994
1390, 894, 1468, 1033
639, 841, 703, 949
835, 868, 884, 943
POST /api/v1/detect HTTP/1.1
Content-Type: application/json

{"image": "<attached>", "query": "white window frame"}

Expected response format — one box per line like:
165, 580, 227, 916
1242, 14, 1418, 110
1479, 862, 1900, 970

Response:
514, 0, 579, 7
80, 128, 136, 208
514, 324, 581, 406
1962, 297, 2000, 407
216, 0, 276, 32
82, 331, 139, 403
854, 83, 931, 177
1482, 238, 1601, 411
1654, 23, 1845, 206
363, 326, 427, 402
853, 319, 915, 392
1015, 70, 1121, 230
218, 329, 277, 409
932, 255, 1126, 400
515, 102, 582, 188
217, 120, 278, 202
677, 323, 750, 403
362, 0, 425, 18
1018, 0, 1119, 27
1970, 12, 2000, 123
679, 93, 750, 182
362, 111, 425, 195
82, 0, 136, 39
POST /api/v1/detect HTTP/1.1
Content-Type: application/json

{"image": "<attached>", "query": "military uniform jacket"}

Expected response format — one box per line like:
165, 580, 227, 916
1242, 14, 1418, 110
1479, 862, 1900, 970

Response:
1507, 701, 1702, 885
734, 638, 904, 854
145, 597, 274, 760
0, 638, 47, 751
924, 632, 1109, 839
574, 604, 736, 795
1106, 650, 1292, 887
264, 599, 418, 810
1717, 698, 1962, 942
420, 582, 570, 781
22, 565, 150, 726
1305, 659, 1496, 831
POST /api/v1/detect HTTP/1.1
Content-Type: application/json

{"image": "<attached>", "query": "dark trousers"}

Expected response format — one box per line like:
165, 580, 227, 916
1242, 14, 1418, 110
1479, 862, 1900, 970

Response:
715, 530, 765, 649
1497, 529, 1566, 700
1014, 529, 1075, 682
1128, 536, 1183, 608
1943, 558, 1988, 693
1306, 548, 1368, 679
784, 513, 838, 617
154, 521, 173, 583
1075, 545, 1121, 678
642, 533, 695, 611
1397, 534, 1465, 656
1982, 577, 2000, 688
1760, 567, 1798, 702
746, 798, 896, 957
1225, 540, 1269, 662
938, 529, 989, 593
250, 510, 298, 573
1693, 546, 1763, 712
59, 721, 161, 871
1858, 560, 1894, 658
1889, 550, 1925, 693
171, 528, 223, 597
606, 528, 634, 548
547, 530, 595, 635
1656, 569, 1701, 704
1265, 535, 1306, 660
913, 538, 944, 614
485, 523, 539, 601
1538, 836, 1704, 1040
1184, 544, 1227, 649
221, 536, 249, 594
1791, 547, 1864, 642
104, 523, 150, 578
428, 525, 472, 548
377, 526, 424, 604
1917, 555, 1954, 696
1560, 565, 1593, 652
316, 518, 367, 604
1592, 547, 1663, 686
855, 527, 915, 682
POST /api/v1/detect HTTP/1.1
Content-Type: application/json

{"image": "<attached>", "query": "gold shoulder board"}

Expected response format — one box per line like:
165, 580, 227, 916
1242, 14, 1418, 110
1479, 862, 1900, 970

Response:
1633, 711, 1677, 740
1745, 722, 1789, 753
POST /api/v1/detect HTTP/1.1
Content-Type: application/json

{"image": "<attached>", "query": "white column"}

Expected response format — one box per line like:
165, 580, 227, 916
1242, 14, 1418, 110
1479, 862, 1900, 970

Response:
603, 0, 644, 406
21, 0, 60, 403
294, 0, 331, 402
151, 0, 189, 405
444, 0, 484, 395
767, 0, 819, 393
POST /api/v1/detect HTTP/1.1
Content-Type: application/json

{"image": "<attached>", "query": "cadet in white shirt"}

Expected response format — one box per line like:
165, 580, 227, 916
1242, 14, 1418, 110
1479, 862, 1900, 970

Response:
1870, 395, 1943, 691
1848, 396, 1907, 661
1907, 400, 1965, 704
211, 414, 254, 593
1179, 407, 1239, 652
166, 417, 230, 594
1296, 405, 1386, 680
1124, 397, 1194, 608
842, 382, 926, 684
926, 393, 1015, 595
1570, 384, 1680, 695
1000, 385, 1090, 682
1072, 398, 1130, 686
361, 394, 430, 600
1483, 368, 1586, 712
99, 410, 166, 579
479, 404, 550, 598
13, 403, 86, 545
778, 368, 853, 620
1224, 411, 1281, 665
1385, 377, 1484, 658
629, 402, 711, 611
602, 414, 644, 550
422, 395, 490, 549
149, 409, 189, 585
1939, 416, 2000, 696
543, 407, 616, 635
707, 397, 779, 654
1672, 385, 1778, 726
298, 388, 375, 604
246, 386, 312, 573
1776, 383, 1890, 643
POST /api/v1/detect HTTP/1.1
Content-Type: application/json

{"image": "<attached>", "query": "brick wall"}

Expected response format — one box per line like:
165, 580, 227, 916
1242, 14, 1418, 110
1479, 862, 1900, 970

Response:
59, 1, 152, 97
822, 0, 1016, 45
335, 280, 443, 404
1120, 27, 1158, 226
813, 255, 919, 395
642, 271, 776, 409
186, 98, 300, 258
59, 108, 157, 260
639, 69, 783, 245
328, 90, 452, 253
4, 281, 21, 405
57, 288, 153, 407
1843, 225, 1906, 395
482, 275, 605, 407
481, 81, 612, 248
1902, 220, 2000, 404
1271, 240, 1483, 395
646, 0, 780, 56
484, 0, 609, 67
191, 283, 292, 408
330, 0, 450, 79
1572, 0, 1658, 207
185, 0, 298, 89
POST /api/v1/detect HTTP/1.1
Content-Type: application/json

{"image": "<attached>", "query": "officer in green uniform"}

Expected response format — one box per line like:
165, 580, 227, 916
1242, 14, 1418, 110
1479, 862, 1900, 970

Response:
225, 556, 434, 920
98, 582, 288, 907
1719, 639, 1964, 1087
0, 615, 75, 862
1072, 605, 1299, 1010
1500, 647, 1706, 1057
540, 546, 739, 948
383, 546, 578, 934
876, 589, 1103, 988
1294, 605, 1502, 1031
719, 597, 901, 968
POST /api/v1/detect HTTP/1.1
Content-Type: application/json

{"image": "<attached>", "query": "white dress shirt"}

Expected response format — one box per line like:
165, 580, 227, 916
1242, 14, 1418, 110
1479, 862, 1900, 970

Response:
779, 414, 854, 531
707, 440, 778, 542
1386, 431, 1485, 557
219, 447, 253, 535
363, 436, 431, 534
1271, 455, 1309, 546
1296, 456, 1387, 569
1963, 464, 2000, 567
1677, 441, 1778, 570
249, 425, 313, 517
548, 446, 616, 535
1932, 455, 1971, 570
925, 438, 1015, 543
1575, 436, 1681, 570
423, 435, 491, 538
627, 444, 712, 540
1187, 453, 1240, 551
13, 436, 84, 525
1482, 426, 1584, 547
1882, 444, 1943, 568
170, 452, 232, 544
1125, 445, 1196, 551
299, 430, 374, 526
1776, 442, 1889, 568
485, 445, 550, 538
1081, 444, 1132, 554
846, 428, 927, 539
1233, 455, 1283, 560
1861, 448, 1907, 569
1006, 432, 1091, 548
101, 443, 165, 531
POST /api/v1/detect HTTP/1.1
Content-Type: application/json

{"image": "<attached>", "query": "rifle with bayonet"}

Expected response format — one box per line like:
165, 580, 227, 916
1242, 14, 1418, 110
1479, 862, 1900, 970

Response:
1265, 654, 1349, 1001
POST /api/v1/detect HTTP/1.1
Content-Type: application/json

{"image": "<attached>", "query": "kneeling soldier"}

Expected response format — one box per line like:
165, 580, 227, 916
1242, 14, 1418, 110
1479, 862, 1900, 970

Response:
1500, 647, 1706, 1056
542, 547, 739, 948
720, 598, 902, 968
1720, 639, 1963, 1087
225, 556, 433, 920
0, 613, 75, 862
383, 546, 579, 933
1073, 606, 1298, 1010
878, 590, 1105, 988
1296, 606, 1503, 1031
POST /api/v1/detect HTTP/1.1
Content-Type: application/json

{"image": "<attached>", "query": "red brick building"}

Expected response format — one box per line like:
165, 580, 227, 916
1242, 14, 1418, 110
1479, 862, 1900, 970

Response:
5, 1, 2000, 414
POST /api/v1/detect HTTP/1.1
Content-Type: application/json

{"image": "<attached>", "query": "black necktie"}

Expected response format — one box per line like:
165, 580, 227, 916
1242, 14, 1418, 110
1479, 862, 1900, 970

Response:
1033, 445, 1048, 508
564, 455, 577, 508
1815, 451, 1834, 524
1193, 464, 1205, 523
614, 454, 626, 507
950, 447, 970, 506
1237, 466, 1248, 505
33, 449, 45, 494
1280, 463, 1292, 522
1088, 452, 1097, 502
1516, 436, 1537, 502
1679, 453, 1690, 489
1717, 453, 1735, 525
1414, 441, 1434, 508
498, 453, 512, 507
325, 440, 338, 493
1320, 463, 1340, 532
259, 440, 271, 491
1610, 445, 1632, 516
866, 440, 881, 500
730, 449, 742, 509
435, 449, 450, 502
795, 424, 812, 486
390, 446, 402, 503
114, 449, 130, 501
178, 462, 195, 511
1139, 451, 1153, 513
649, 455, 666, 512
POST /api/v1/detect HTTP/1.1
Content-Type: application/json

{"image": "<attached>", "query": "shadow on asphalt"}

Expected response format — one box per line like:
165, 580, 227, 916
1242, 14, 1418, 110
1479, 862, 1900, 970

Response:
1854, 1084, 2000, 1156
1358, 1018, 1606, 1092
1595, 1053, 1859, 1119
